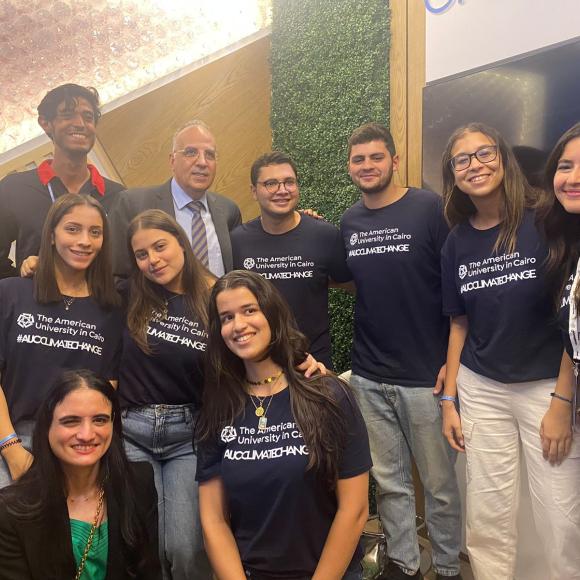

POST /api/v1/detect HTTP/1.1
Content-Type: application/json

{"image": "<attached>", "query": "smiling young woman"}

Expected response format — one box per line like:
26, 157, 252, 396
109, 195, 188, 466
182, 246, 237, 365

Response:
536, 123, 580, 578
196, 270, 371, 580
0, 369, 160, 579
0, 194, 122, 489
540, 122, 580, 306
439, 122, 579, 579
118, 209, 213, 580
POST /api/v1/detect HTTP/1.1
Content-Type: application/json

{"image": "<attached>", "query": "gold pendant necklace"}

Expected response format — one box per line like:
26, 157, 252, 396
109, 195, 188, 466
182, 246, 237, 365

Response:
248, 371, 283, 431
254, 397, 266, 417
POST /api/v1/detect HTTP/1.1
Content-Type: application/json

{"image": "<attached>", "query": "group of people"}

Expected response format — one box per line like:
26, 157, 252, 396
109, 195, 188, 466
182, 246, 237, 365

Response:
0, 82, 577, 580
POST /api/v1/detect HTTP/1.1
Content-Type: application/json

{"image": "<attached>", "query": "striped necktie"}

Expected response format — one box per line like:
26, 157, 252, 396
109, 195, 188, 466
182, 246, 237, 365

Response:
188, 200, 209, 267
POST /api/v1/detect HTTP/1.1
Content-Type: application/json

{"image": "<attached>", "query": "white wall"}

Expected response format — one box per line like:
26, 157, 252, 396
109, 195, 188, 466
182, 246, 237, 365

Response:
426, 0, 580, 83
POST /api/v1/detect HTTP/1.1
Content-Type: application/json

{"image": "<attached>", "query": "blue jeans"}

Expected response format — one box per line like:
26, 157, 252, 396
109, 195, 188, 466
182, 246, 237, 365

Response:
0, 421, 34, 488
122, 405, 211, 580
350, 375, 461, 576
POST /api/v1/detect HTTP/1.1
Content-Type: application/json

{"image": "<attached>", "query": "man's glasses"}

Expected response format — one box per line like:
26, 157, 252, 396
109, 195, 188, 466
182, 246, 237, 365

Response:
257, 178, 298, 194
173, 147, 217, 162
450, 145, 498, 172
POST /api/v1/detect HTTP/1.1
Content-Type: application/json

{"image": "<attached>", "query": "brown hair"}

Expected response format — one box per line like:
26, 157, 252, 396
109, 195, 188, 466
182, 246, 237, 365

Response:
34, 194, 119, 308
250, 151, 299, 186
441, 122, 537, 254
197, 270, 356, 488
348, 122, 396, 158
126, 210, 210, 353
537, 122, 580, 308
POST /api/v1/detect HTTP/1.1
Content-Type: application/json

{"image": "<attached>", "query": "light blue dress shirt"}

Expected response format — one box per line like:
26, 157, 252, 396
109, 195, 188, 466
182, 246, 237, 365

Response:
171, 178, 225, 277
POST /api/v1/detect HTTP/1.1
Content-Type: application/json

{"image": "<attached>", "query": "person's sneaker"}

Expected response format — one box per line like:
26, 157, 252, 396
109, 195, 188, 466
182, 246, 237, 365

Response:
380, 561, 423, 580
435, 574, 463, 580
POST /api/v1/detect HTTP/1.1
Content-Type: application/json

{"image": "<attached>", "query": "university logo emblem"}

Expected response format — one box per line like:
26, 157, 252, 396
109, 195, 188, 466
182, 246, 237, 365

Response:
458, 265, 468, 280
243, 258, 256, 270
350, 233, 358, 246
220, 425, 237, 443
17, 313, 34, 328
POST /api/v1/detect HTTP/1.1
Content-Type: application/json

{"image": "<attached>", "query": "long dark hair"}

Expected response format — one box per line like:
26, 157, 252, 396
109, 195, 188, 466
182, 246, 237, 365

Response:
441, 122, 537, 254
126, 209, 210, 353
537, 122, 580, 308
34, 193, 119, 308
197, 270, 352, 488
0, 370, 151, 575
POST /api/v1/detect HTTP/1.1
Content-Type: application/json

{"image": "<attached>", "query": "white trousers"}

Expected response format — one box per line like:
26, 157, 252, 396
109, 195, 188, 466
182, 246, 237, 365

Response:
457, 365, 580, 580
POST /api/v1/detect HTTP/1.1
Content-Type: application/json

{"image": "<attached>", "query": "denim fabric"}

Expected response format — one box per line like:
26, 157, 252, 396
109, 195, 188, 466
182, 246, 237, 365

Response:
0, 420, 34, 488
122, 405, 211, 580
349, 374, 461, 576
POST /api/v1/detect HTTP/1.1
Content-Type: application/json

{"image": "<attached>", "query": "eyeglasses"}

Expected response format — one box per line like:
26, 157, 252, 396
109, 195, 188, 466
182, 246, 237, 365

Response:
450, 145, 498, 172
173, 147, 217, 162
257, 178, 298, 194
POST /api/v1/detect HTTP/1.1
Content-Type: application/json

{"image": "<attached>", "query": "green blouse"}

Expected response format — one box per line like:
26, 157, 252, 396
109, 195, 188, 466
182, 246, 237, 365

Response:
70, 519, 109, 580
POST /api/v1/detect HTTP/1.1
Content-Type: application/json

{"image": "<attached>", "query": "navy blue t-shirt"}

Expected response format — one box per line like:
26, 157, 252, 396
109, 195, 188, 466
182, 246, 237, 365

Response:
559, 270, 576, 360
441, 209, 562, 382
196, 378, 371, 578
340, 188, 449, 387
232, 215, 352, 368
0, 277, 123, 424
118, 288, 208, 408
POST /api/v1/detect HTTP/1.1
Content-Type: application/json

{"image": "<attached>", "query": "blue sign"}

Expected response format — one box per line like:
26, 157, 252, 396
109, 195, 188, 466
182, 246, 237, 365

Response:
424, 0, 465, 14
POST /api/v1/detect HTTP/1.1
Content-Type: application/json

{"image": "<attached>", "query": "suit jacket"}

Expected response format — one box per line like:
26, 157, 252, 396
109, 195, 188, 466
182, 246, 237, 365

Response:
109, 180, 242, 278
0, 462, 161, 580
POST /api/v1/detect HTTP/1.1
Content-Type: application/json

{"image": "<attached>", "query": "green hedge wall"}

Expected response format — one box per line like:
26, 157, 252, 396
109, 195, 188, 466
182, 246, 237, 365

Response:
271, 0, 391, 372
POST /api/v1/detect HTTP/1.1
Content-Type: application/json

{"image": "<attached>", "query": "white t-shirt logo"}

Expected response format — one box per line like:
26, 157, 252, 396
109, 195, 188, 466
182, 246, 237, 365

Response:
350, 233, 358, 246
243, 258, 256, 270
458, 265, 467, 280
220, 425, 237, 443
17, 313, 35, 328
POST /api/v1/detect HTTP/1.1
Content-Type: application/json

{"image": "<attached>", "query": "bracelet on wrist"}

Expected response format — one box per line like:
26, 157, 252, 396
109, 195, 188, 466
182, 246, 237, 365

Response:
0, 432, 17, 446
550, 392, 573, 405
439, 395, 457, 408
440, 395, 457, 403
0, 437, 22, 453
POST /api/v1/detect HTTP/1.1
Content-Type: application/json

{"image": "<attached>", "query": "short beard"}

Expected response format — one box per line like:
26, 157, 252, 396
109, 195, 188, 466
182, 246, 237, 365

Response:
357, 169, 393, 195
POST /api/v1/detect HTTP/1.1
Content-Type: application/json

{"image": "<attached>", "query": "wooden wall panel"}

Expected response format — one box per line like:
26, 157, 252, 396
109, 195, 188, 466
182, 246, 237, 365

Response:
389, 0, 425, 188
389, 0, 409, 186
407, 0, 426, 187
389, 0, 427, 524
97, 35, 272, 222
0, 142, 53, 178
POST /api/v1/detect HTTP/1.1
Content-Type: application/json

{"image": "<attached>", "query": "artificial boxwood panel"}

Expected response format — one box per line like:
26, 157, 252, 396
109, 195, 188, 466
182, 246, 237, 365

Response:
271, 0, 391, 372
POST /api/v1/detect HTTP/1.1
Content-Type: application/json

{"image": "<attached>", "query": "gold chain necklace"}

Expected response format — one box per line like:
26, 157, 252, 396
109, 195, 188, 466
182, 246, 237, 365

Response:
248, 372, 283, 432
74, 487, 105, 580
246, 370, 282, 386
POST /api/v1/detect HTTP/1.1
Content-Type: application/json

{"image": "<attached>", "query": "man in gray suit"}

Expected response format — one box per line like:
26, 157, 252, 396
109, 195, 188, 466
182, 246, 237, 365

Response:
110, 120, 241, 277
